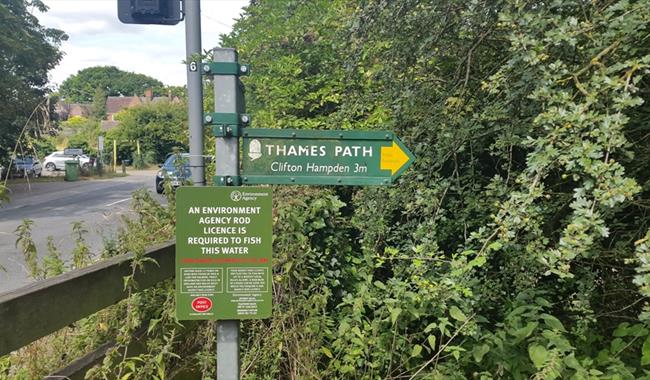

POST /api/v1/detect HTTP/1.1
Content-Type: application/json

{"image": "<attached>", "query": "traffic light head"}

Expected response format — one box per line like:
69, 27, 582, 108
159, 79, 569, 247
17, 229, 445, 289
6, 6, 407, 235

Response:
117, 0, 182, 25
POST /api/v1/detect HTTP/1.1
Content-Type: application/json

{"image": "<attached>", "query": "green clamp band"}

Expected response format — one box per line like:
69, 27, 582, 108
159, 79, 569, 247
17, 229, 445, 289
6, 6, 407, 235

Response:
204, 113, 250, 137
212, 124, 241, 137
204, 113, 251, 126
201, 62, 250, 76
214, 175, 242, 186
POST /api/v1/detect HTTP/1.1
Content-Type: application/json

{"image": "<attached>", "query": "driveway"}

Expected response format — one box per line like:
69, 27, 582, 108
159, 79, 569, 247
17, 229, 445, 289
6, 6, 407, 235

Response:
0, 169, 164, 293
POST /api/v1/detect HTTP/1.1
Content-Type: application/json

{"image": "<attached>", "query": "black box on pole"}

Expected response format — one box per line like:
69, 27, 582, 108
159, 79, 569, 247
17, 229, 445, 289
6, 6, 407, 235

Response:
117, 0, 182, 25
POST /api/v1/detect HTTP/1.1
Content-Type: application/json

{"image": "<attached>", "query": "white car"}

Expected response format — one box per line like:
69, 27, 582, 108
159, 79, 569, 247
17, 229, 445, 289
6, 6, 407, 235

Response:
43, 151, 91, 171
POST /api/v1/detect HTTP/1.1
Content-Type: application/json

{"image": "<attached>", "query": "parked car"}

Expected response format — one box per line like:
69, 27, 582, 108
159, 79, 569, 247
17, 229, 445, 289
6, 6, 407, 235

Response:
43, 151, 91, 171
156, 153, 190, 193
11, 156, 42, 178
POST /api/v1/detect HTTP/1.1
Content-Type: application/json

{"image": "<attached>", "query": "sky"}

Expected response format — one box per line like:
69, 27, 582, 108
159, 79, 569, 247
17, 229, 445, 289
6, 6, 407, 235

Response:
35, 0, 249, 88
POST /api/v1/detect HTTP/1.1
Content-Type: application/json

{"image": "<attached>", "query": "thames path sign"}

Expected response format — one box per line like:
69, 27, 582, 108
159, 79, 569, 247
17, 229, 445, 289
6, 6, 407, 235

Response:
176, 187, 272, 320
173, 46, 416, 379
241, 128, 415, 186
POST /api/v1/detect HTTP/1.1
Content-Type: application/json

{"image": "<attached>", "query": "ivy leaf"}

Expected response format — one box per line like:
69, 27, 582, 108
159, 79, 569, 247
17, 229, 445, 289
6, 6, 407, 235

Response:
449, 306, 467, 322
528, 344, 548, 368
488, 241, 502, 251
469, 255, 486, 267
512, 322, 539, 344
641, 335, 650, 366
613, 323, 630, 337
411, 344, 423, 357
540, 314, 566, 332
390, 307, 402, 324
472, 344, 490, 363
321, 346, 333, 359
427, 335, 437, 350
564, 354, 581, 370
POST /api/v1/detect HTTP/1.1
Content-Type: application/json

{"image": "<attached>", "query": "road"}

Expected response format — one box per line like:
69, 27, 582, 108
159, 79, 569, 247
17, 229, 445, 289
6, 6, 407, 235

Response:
0, 170, 163, 293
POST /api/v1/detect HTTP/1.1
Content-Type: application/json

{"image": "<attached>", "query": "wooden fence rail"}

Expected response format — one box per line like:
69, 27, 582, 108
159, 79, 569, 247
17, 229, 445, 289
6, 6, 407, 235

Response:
0, 240, 175, 356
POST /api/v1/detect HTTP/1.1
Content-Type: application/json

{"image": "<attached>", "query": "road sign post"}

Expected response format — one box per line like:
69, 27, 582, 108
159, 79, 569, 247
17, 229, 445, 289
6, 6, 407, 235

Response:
212, 48, 245, 380
185, 0, 205, 186
242, 128, 414, 185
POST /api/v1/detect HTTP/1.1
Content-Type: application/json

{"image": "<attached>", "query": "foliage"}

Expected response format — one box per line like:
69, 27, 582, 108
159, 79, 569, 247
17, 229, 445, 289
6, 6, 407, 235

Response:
223, 0, 650, 378
0, 0, 66, 162
221, 0, 348, 130
14, 219, 39, 279
50, 115, 101, 154
59, 66, 164, 103
107, 101, 188, 163
91, 86, 107, 120
0, 184, 8, 206
43, 236, 64, 277
71, 221, 91, 269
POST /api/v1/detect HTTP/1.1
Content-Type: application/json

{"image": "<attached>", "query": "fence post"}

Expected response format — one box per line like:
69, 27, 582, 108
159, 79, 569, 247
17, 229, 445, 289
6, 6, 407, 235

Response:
113, 139, 117, 173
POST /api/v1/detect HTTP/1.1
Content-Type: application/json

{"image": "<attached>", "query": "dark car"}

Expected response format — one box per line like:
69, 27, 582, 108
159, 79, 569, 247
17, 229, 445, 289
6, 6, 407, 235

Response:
156, 153, 191, 193
11, 156, 42, 178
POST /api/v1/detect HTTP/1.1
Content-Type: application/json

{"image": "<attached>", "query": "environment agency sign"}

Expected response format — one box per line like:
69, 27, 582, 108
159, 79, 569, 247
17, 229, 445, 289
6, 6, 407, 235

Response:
175, 187, 272, 320
241, 128, 415, 185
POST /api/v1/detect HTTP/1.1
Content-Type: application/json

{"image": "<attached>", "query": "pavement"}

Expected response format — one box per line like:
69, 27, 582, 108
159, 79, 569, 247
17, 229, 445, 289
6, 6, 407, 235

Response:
0, 169, 164, 293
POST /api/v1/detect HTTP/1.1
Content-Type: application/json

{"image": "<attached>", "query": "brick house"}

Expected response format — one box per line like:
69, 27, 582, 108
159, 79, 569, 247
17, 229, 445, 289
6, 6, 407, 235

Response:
54, 88, 180, 131
54, 102, 92, 120
101, 88, 180, 131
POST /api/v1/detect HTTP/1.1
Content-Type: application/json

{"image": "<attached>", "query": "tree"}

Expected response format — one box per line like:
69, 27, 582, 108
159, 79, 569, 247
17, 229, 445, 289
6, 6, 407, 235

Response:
58, 116, 100, 154
59, 66, 165, 103
90, 87, 107, 120
107, 101, 187, 163
0, 0, 66, 162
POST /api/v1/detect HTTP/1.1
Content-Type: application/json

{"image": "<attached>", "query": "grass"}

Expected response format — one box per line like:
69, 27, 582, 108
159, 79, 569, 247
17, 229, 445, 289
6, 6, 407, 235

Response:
3, 176, 64, 184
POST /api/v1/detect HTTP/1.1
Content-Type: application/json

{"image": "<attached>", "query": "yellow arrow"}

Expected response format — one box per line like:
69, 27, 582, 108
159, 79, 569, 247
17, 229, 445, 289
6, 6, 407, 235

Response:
380, 142, 410, 176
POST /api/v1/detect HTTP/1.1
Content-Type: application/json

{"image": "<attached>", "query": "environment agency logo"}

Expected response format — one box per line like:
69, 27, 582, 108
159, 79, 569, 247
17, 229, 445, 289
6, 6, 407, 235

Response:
230, 190, 242, 202
248, 139, 262, 161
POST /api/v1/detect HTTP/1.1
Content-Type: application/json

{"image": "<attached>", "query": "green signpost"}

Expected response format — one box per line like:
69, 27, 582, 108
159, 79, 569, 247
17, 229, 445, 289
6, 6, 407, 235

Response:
176, 186, 272, 320
173, 48, 414, 379
241, 128, 415, 185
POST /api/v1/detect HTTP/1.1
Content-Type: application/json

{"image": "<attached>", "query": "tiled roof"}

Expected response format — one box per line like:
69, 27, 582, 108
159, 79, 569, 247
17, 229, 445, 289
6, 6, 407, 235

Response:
69, 104, 91, 117
54, 102, 91, 119
56, 94, 182, 123
106, 96, 139, 115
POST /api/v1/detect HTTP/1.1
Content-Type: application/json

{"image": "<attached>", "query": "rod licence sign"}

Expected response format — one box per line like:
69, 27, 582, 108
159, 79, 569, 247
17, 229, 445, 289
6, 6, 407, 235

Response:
241, 128, 414, 186
176, 187, 272, 320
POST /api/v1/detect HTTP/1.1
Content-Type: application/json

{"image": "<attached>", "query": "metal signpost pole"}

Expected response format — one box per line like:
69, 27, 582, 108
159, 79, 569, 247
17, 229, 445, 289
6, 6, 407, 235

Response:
213, 47, 242, 380
113, 140, 117, 172
185, 0, 204, 186
98, 136, 104, 174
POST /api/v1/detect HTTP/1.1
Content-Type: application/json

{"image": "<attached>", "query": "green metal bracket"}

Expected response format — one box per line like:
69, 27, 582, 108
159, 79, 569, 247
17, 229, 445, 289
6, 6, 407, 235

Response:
204, 113, 251, 126
204, 113, 250, 137
201, 62, 250, 76
213, 175, 242, 186
212, 124, 241, 137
